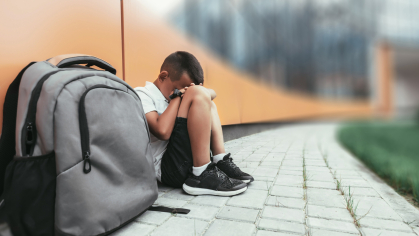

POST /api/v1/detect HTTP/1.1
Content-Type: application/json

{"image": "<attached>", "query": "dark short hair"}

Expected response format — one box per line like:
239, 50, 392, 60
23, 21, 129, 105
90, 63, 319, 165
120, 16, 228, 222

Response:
160, 51, 204, 85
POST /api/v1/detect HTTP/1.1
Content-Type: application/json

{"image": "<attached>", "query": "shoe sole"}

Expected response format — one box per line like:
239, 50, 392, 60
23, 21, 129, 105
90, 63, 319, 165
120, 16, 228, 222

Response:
242, 179, 251, 184
182, 184, 247, 196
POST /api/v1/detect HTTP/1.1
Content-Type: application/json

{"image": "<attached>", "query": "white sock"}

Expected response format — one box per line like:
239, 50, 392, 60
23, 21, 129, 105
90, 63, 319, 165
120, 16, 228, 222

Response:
212, 153, 227, 164
192, 162, 210, 176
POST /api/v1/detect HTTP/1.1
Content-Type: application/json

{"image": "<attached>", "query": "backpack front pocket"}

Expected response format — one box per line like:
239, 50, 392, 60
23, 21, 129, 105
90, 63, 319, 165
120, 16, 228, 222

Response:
55, 85, 157, 236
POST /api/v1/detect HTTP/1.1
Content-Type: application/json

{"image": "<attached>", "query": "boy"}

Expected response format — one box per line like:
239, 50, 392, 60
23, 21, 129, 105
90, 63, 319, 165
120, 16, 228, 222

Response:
135, 51, 254, 196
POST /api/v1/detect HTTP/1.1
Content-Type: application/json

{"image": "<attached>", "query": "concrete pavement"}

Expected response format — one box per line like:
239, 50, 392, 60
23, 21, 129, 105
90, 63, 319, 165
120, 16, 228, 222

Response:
114, 123, 419, 236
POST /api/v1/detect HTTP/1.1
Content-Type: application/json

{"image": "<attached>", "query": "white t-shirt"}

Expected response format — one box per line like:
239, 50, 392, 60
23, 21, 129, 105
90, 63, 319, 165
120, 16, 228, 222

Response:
134, 81, 170, 182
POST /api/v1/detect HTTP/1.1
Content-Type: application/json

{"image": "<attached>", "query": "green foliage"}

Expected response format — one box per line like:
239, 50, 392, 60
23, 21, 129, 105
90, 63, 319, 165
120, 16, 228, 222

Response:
416, 108, 419, 126
338, 121, 419, 203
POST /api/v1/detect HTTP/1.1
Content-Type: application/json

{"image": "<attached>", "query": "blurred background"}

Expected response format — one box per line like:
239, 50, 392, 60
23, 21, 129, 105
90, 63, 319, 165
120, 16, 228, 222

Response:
142, 0, 419, 119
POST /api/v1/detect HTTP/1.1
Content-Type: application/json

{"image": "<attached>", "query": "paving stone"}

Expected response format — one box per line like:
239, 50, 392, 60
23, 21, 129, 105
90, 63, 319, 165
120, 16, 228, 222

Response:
256, 230, 297, 236
153, 198, 188, 208
234, 151, 253, 158
307, 181, 336, 189
260, 161, 282, 167
341, 187, 380, 197
280, 166, 303, 171
265, 196, 306, 209
305, 166, 330, 172
237, 162, 260, 168
247, 181, 273, 191
309, 229, 357, 236
306, 217, 359, 234
136, 211, 172, 225
305, 160, 327, 166
240, 167, 256, 174
227, 189, 268, 209
176, 203, 220, 221
359, 217, 413, 232
258, 218, 305, 235
270, 185, 304, 199
263, 155, 285, 162
329, 163, 359, 170
308, 172, 335, 182
253, 176, 276, 182
252, 167, 279, 178
161, 189, 195, 201
270, 149, 288, 153
286, 152, 303, 156
112, 221, 156, 236
356, 197, 402, 221
262, 206, 305, 223
274, 175, 303, 187
287, 153, 306, 159
307, 188, 341, 196
189, 195, 229, 207
281, 160, 302, 166
307, 191, 346, 208
360, 228, 416, 236
246, 154, 267, 162
216, 206, 260, 223
205, 219, 256, 236
150, 217, 208, 236
277, 170, 303, 176
336, 174, 364, 179
270, 150, 288, 153
334, 170, 361, 176
254, 150, 271, 154
340, 179, 371, 188
303, 157, 324, 161
307, 205, 353, 222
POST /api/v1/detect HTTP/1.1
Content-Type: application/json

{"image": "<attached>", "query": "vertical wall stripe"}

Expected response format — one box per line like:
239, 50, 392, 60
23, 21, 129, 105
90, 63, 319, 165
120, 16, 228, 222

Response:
120, 0, 126, 81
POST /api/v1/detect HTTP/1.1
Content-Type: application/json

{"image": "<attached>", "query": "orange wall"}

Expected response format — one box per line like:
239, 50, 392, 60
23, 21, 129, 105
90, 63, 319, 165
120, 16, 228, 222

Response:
1, 0, 372, 133
0, 0, 123, 129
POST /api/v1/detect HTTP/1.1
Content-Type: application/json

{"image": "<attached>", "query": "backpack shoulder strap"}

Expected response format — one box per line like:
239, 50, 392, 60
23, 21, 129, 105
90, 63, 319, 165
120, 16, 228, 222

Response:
0, 62, 36, 195
148, 206, 190, 215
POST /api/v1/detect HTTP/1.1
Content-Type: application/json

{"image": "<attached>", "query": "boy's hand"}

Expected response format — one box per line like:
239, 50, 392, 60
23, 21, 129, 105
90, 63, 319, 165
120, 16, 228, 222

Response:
181, 83, 201, 97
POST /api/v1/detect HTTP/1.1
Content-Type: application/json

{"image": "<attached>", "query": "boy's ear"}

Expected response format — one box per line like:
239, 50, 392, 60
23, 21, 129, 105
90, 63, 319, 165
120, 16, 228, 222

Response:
158, 71, 169, 81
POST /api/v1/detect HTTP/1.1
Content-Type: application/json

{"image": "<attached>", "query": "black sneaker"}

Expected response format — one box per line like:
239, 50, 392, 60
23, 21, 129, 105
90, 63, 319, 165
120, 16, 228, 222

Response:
182, 163, 247, 196
216, 153, 254, 184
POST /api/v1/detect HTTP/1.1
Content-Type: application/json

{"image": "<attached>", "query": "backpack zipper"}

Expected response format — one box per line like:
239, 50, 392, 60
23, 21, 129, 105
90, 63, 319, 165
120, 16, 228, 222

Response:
79, 84, 150, 174
22, 70, 62, 156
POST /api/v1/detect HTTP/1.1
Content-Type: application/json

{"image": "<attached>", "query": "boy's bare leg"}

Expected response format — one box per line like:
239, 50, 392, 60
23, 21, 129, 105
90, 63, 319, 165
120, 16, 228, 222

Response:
210, 101, 226, 156
177, 86, 211, 167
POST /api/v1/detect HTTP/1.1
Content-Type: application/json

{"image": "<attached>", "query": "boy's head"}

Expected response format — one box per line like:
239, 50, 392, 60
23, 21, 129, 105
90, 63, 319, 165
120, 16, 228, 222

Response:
158, 51, 204, 89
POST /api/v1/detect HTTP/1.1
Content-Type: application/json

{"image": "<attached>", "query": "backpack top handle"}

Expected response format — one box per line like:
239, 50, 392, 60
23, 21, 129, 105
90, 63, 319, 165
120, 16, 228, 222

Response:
48, 54, 117, 75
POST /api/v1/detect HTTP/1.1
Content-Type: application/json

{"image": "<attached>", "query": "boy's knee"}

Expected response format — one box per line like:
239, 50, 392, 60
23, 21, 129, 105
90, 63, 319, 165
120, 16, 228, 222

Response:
185, 86, 211, 102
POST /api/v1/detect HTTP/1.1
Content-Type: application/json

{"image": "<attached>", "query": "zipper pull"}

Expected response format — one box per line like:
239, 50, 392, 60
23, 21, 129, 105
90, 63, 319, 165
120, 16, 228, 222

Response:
83, 151, 91, 173
25, 122, 34, 155
26, 122, 33, 144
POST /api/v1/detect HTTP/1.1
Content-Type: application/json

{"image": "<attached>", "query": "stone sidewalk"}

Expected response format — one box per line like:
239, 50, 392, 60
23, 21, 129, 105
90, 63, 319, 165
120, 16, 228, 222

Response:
116, 123, 419, 235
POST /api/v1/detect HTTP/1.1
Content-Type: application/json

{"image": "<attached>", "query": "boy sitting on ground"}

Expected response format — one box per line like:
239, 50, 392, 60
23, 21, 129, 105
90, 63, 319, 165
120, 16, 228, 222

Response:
135, 51, 254, 196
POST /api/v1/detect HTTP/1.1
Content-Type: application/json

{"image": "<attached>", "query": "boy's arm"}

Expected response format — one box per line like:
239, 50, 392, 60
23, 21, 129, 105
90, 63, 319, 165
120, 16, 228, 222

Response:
145, 96, 181, 141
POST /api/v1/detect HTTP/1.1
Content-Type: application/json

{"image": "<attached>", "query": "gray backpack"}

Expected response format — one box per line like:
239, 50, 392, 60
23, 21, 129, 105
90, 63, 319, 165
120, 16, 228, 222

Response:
0, 55, 188, 235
